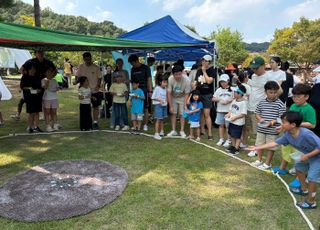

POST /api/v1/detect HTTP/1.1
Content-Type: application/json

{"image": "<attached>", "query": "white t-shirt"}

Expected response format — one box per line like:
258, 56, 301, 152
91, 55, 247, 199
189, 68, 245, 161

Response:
79, 87, 91, 104
247, 72, 272, 111
267, 69, 286, 83
229, 99, 247, 126
42, 78, 59, 100
213, 87, 233, 113
242, 82, 252, 101
152, 86, 167, 106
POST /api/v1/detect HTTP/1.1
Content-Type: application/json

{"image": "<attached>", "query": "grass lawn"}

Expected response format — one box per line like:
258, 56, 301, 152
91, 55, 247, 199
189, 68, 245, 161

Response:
0, 79, 319, 229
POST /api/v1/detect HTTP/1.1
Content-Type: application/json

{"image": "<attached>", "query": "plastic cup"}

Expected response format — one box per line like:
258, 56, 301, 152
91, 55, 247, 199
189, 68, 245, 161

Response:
290, 151, 304, 163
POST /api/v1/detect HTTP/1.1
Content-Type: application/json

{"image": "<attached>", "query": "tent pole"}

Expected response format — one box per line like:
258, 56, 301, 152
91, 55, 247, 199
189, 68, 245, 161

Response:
100, 52, 107, 120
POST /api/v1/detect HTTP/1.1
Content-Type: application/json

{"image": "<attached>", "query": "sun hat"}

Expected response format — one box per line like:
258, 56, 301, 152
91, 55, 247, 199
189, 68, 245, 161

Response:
202, 54, 212, 62
219, 74, 229, 82
225, 64, 236, 71
249, 56, 265, 69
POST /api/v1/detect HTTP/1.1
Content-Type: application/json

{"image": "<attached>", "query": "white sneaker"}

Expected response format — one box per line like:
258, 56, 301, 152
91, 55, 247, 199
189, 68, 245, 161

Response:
53, 123, 60, 131
159, 130, 165, 137
167, 130, 178, 137
258, 163, 272, 170
46, 125, 54, 132
121, 125, 130, 131
115, 125, 120, 131
143, 125, 148, 131
247, 150, 257, 157
240, 143, 247, 149
251, 160, 263, 167
223, 139, 231, 148
180, 131, 187, 138
289, 167, 296, 175
154, 133, 162, 140
216, 139, 225, 146
196, 137, 201, 142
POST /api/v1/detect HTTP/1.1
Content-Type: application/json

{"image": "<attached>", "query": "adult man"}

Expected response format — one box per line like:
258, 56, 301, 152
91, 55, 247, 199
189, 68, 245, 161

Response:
63, 58, 72, 87
194, 54, 216, 140
128, 54, 152, 131
167, 65, 191, 138
76, 52, 102, 129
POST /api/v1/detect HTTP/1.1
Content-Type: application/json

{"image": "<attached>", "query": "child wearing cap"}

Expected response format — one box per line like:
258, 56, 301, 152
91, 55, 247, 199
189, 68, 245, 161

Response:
224, 84, 247, 155
251, 81, 286, 170
212, 74, 233, 147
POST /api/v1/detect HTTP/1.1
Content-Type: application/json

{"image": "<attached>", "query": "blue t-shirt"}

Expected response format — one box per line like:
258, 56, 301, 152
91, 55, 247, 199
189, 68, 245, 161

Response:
276, 128, 320, 160
188, 101, 203, 122
130, 88, 145, 114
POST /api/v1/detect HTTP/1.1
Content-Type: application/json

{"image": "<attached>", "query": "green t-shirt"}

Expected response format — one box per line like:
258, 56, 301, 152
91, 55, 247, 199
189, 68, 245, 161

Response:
290, 103, 316, 125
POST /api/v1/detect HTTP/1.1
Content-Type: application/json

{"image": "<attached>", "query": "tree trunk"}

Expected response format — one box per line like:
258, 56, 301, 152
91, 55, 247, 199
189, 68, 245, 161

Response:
34, 0, 41, 27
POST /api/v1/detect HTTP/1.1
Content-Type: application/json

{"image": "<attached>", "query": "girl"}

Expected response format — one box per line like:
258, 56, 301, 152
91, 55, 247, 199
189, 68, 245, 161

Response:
212, 74, 233, 147
78, 76, 92, 131
42, 65, 59, 132
152, 75, 168, 140
186, 90, 203, 141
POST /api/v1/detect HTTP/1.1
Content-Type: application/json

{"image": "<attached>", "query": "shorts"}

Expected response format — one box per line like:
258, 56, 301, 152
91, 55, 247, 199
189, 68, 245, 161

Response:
255, 132, 278, 151
154, 104, 167, 120
25, 93, 42, 113
131, 113, 144, 121
281, 145, 296, 163
200, 94, 213, 109
246, 111, 257, 135
190, 121, 200, 128
143, 90, 149, 109
43, 99, 58, 109
228, 123, 243, 139
171, 98, 185, 115
91, 92, 102, 108
215, 112, 229, 126
295, 157, 320, 183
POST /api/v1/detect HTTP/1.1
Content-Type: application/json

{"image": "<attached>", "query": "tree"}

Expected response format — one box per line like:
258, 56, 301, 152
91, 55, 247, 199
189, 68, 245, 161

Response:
0, 0, 15, 8
268, 17, 320, 69
208, 27, 248, 66
33, 0, 41, 27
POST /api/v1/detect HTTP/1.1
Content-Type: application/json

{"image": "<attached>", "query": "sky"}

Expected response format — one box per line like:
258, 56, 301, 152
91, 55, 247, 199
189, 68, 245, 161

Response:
21, 0, 320, 43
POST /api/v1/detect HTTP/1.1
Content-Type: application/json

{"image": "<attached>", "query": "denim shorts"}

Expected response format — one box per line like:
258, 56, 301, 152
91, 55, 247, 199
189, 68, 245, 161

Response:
215, 112, 229, 126
295, 157, 320, 183
154, 104, 168, 120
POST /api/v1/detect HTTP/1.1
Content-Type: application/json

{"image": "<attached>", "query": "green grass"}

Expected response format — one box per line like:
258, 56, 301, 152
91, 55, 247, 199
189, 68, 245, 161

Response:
0, 79, 319, 229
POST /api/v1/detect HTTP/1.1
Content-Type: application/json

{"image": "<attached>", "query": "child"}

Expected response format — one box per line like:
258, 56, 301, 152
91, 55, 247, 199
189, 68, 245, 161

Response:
247, 111, 320, 209
212, 74, 233, 147
129, 78, 145, 132
225, 84, 247, 155
42, 65, 59, 132
186, 90, 203, 141
0, 90, 3, 126
251, 81, 286, 170
78, 76, 92, 131
109, 74, 129, 131
152, 75, 168, 140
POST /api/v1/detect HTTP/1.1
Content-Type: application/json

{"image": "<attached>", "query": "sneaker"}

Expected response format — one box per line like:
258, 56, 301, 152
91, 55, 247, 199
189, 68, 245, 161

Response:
110, 125, 114, 129
230, 148, 240, 155
28, 128, 34, 133
33, 127, 43, 132
92, 123, 99, 130
159, 130, 165, 137
167, 130, 178, 137
195, 137, 201, 142
258, 163, 272, 170
226, 146, 235, 153
121, 125, 130, 131
180, 131, 187, 138
154, 133, 162, 140
247, 150, 257, 157
223, 139, 231, 147
272, 167, 288, 175
251, 160, 263, 167
289, 178, 301, 189
115, 125, 120, 131
297, 200, 317, 209
53, 123, 60, 131
46, 125, 54, 132
143, 125, 148, 131
239, 143, 247, 149
208, 136, 213, 141
289, 167, 296, 175
216, 139, 225, 146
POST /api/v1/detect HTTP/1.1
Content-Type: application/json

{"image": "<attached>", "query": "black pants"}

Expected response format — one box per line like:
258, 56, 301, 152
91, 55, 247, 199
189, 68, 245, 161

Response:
80, 104, 92, 130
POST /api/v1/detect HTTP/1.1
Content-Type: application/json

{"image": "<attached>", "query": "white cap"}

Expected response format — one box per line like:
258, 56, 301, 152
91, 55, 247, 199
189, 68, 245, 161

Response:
219, 74, 230, 82
202, 54, 212, 62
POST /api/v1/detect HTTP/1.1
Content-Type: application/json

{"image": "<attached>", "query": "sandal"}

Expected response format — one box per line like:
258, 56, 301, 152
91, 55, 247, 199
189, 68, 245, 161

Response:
290, 187, 308, 196
297, 200, 317, 209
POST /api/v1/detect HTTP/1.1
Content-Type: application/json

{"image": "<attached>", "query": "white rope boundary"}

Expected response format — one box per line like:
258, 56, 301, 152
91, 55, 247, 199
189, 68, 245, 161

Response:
0, 129, 315, 230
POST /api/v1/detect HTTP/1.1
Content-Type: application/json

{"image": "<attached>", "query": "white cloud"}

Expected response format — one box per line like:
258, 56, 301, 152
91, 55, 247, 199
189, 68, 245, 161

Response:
149, 0, 195, 12
283, 0, 320, 22
87, 6, 112, 22
39, 0, 79, 14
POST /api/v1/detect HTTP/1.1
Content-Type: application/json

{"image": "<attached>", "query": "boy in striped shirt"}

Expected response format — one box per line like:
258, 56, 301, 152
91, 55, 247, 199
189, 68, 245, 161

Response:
251, 81, 286, 170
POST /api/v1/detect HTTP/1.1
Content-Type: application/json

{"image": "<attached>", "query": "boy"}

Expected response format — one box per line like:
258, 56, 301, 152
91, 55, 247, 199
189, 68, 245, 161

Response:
129, 78, 145, 133
247, 111, 320, 209
251, 81, 286, 170
225, 84, 247, 155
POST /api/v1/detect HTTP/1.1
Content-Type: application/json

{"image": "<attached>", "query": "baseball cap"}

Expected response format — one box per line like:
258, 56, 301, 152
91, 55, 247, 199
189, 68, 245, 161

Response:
219, 74, 230, 82
250, 56, 265, 69
202, 54, 212, 62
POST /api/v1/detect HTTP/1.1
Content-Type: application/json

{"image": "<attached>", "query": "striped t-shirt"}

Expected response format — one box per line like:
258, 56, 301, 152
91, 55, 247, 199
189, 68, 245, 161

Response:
255, 98, 286, 135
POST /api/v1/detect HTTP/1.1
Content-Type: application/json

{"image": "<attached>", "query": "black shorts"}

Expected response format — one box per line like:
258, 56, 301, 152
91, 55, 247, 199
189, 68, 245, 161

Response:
91, 92, 102, 108
200, 94, 213, 109
228, 123, 244, 139
143, 90, 149, 109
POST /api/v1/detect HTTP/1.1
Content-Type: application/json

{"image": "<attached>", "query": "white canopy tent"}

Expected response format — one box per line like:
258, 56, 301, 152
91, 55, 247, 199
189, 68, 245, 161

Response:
0, 47, 32, 69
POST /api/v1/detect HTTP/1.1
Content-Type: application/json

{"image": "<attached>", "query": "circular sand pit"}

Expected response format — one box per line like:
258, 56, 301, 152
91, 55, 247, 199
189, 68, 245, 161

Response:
0, 160, 128, 222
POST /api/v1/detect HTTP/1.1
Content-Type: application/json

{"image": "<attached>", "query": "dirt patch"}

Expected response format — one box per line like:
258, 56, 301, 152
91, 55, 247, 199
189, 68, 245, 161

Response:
0, 160, 128, 222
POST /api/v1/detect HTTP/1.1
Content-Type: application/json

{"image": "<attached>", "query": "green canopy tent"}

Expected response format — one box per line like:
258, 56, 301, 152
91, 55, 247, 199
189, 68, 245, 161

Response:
0, 22, 206, 51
